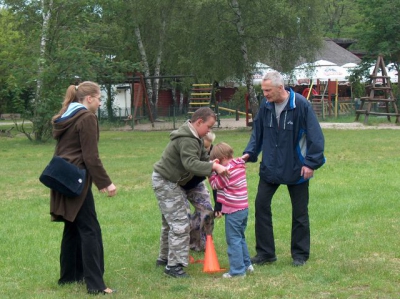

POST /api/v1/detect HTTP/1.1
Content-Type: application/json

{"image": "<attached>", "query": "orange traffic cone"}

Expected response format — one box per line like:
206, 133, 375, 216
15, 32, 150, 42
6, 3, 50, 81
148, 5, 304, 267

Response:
203, 235, 225, 273
189, 255, 204, 264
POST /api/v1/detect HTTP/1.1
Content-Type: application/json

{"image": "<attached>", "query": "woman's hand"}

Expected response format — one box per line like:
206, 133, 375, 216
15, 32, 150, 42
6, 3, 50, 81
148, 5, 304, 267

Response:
100, 183, 117, 197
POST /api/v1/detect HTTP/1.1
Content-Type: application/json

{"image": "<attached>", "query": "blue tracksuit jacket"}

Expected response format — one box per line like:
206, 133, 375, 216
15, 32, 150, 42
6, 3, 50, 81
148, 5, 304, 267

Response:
243, 88, 325, 185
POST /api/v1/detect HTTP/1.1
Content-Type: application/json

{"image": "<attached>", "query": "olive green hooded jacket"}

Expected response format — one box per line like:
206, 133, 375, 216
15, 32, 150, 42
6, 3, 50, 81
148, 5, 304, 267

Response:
153, 121, 213, 186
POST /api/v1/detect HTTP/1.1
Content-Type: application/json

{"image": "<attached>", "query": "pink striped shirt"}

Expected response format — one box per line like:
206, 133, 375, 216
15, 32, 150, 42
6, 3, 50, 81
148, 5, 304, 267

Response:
208, 158, 248, 214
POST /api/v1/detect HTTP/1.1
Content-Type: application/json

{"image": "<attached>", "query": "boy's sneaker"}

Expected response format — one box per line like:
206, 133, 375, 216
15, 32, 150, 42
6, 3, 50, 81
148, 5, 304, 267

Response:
164, 265, 189, 278
246, 264, 254, 273
156, 258, 168, 267
222, 272, 246, 278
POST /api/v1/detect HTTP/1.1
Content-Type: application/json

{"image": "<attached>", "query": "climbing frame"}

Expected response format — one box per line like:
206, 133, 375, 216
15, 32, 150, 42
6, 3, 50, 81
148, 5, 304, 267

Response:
355, 55, 400, 124
187, 83, 213, 115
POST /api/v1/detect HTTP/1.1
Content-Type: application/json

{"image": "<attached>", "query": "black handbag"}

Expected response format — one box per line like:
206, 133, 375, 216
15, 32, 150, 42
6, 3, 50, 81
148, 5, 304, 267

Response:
39, 156, 86, 197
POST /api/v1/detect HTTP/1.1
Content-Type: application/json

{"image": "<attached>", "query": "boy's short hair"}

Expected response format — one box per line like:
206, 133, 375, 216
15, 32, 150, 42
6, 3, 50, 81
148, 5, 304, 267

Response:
191, 107, 216, 123
210, 142, 233, 161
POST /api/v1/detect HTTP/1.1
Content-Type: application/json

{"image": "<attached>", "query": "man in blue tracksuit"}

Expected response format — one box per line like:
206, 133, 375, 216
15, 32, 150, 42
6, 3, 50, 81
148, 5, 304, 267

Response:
242, 71, 325, 267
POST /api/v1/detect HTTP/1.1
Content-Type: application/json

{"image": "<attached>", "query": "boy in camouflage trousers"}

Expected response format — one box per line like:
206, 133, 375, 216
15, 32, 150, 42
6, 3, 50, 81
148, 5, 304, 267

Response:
152, 108, 229, 278
183, 132, 216, 252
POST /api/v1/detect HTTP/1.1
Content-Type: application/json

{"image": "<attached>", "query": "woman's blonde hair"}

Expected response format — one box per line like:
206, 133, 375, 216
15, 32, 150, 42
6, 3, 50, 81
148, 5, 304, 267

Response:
204, 132, 216, 143
52, 81, 100, 123
210, 142, 233, 161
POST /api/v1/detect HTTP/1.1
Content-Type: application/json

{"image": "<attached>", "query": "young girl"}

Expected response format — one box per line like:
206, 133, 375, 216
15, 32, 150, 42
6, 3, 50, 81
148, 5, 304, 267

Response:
209, 142, 253, 278
51, 81, 116, 294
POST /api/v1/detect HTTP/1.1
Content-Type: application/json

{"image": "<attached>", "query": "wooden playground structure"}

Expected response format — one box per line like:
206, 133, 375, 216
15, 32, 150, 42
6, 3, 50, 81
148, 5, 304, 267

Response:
355, 55, 400, 123
291, 78, 354, 120
294, 55, 400, 123
188, 82, 253, 127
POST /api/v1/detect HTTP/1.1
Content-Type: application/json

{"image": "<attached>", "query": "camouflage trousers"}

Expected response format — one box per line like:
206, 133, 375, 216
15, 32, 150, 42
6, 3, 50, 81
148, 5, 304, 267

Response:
186, 182, 214, 252
152, 171, 191, 267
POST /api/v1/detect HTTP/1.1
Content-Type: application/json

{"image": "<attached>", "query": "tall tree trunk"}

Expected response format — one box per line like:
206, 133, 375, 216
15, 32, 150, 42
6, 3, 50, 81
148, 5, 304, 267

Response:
134, 24, 154, 117
230, 0, 259, 117
33, 0, 53, 141
36, 0, 52, 103
152, 14, 167, 120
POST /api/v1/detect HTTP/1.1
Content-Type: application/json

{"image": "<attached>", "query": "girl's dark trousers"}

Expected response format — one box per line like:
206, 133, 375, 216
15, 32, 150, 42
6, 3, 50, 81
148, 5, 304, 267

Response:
58, 188, 106, 292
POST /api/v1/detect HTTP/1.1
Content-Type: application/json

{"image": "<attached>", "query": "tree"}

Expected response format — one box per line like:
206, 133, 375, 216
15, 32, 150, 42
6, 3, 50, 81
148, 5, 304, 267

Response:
0, 8, 26, 114
321, 0, 361, 38
355, 0, 400, 95
166, 0, 325, 115
1, 0, 327, 131
33, 0, 54, 140
106, 0, 183, 119
0, 0, 138, 141
0, 1, 55, 140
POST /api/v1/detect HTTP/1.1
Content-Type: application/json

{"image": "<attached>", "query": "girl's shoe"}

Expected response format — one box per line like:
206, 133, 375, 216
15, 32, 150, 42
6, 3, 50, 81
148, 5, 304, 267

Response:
222, 272, 246, 278
88, 288, 116, 295
246, 264, 254, 273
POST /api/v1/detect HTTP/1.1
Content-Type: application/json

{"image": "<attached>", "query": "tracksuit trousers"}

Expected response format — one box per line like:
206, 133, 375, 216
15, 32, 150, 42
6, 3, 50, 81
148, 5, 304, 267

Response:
255, 179, 310, 261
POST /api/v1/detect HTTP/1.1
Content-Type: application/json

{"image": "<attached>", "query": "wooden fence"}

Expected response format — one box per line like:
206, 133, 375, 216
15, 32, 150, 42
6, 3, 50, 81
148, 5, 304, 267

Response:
311, 98, 353, 119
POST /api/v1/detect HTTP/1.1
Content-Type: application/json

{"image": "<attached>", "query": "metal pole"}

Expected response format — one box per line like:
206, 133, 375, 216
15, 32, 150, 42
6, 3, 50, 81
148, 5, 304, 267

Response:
173, 105, 176, 130
335, 79, 339, 118
131, 82, 135, 130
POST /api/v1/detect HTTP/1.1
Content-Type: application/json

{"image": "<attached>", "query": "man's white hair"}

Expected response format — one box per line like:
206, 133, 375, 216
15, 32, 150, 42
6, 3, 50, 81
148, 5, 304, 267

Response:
262, 71, 284, 86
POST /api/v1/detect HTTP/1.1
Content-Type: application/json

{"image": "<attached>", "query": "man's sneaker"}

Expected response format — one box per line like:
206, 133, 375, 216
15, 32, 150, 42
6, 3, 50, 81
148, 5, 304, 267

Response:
292, 259, 306, 267
156, 258, 168, 267
246, 264, 254, 274
250, 255, 277, 265
164, 265, 189, 278
222, 272, 246, 278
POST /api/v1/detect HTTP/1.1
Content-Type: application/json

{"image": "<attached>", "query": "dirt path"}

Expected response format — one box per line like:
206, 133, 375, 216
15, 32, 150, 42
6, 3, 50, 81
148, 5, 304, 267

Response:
2, 119, 399, 131
319, 122, 400, 130
116, 118, 400, 131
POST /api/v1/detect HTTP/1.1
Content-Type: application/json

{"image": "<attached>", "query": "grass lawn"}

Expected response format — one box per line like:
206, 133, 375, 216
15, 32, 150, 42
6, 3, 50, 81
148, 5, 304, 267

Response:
0, 127, 399, 298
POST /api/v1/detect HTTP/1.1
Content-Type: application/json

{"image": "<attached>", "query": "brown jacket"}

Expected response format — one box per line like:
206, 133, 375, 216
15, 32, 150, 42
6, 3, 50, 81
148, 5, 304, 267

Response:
50, 109, 112, 222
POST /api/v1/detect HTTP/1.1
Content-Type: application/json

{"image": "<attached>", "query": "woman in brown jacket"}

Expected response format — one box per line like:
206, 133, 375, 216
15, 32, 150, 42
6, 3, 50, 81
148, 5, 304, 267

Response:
50, 81, 116, 295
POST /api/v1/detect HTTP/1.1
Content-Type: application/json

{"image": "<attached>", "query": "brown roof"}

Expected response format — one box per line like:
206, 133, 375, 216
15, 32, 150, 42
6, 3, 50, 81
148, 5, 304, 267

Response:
296, 38, 361, 67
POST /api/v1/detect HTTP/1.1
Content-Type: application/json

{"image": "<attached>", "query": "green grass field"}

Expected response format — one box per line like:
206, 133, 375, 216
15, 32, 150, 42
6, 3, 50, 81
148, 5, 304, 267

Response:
0, 127, 399, 298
